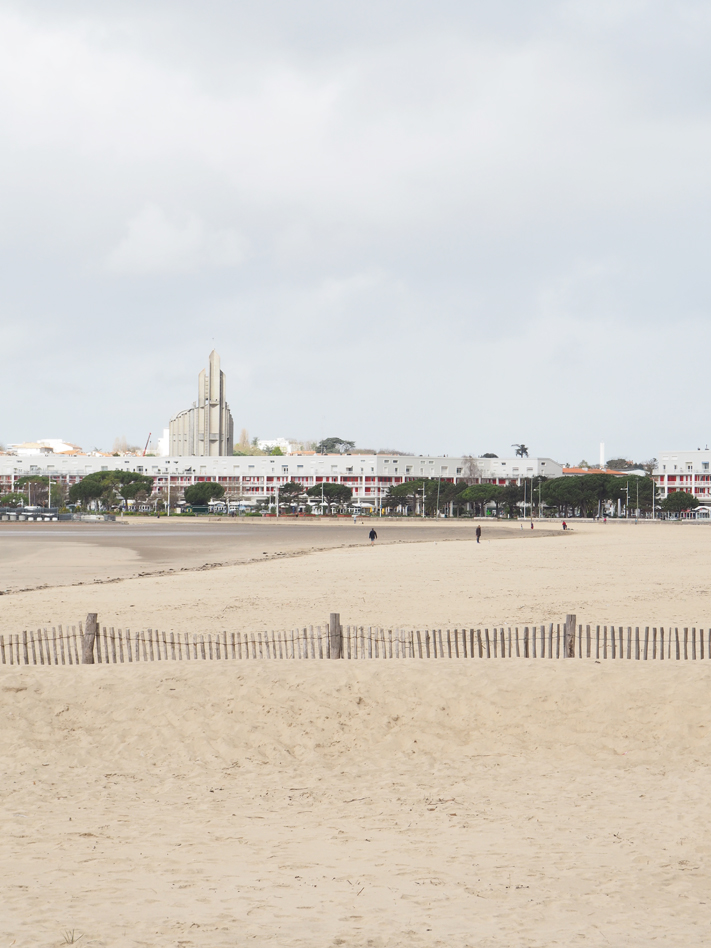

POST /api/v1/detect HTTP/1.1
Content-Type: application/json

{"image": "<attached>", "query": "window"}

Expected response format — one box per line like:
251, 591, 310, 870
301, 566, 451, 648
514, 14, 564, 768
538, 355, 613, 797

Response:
282, 466, 288, 473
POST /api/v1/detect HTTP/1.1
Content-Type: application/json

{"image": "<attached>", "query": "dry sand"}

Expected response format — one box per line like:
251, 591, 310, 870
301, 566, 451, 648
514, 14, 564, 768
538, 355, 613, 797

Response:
2, 662, 710, 947
2, 519, 711, 946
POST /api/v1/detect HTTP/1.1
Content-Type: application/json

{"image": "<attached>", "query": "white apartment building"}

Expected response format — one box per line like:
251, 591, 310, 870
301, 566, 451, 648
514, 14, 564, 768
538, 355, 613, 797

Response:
655, 449, 711, 505
0, 453, 562, 507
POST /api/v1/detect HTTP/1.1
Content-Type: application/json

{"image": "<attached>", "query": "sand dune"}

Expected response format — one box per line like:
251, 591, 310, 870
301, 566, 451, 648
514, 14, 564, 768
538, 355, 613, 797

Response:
1, 661, 710, 947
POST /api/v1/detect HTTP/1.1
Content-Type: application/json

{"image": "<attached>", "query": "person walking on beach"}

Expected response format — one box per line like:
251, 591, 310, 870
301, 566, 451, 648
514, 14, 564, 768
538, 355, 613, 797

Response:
476, 525, 481, 543
369, 527, 377, 545
562, 521, 567, 531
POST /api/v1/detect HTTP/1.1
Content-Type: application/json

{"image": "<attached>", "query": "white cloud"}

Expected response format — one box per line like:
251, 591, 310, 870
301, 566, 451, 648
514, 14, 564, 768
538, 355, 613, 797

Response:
105, 204, 247, 274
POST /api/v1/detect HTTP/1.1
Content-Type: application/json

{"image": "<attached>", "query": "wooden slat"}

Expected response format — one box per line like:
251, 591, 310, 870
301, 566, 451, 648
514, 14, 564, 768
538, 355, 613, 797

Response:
111, 627, 117, 664
684, 628, 688, 661
0, 635, 5, 664
22, 630, 29, 666
643, 627, 649, 660
126, 629, 133, 662
485, 628, 491, 659
30, 630, 37, 665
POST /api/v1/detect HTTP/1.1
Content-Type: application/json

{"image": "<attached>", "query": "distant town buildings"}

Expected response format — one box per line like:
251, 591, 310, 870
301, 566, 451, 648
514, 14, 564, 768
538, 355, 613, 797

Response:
0, 452, 563, 509
168, 350, 234, 457
7, 439, 83, 457
257, 438, 299, 455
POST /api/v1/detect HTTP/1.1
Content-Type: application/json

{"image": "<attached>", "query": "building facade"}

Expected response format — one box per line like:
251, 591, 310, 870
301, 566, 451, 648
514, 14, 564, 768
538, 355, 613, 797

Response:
0, 453, 562, 509
654, 449, 711, 505
169, 350, 234, 456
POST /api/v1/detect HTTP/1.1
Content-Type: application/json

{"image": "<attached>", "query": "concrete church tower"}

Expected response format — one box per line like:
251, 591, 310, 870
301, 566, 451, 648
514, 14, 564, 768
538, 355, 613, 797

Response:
169, 350, 234, 456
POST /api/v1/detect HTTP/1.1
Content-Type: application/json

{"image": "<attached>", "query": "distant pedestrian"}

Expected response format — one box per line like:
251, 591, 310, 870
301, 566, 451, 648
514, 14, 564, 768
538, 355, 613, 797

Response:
369, 528, 377, 545
530, 520, 534, 529
353, 515, 357, 524
476, 525, 481, 543
562, 521, 567, 531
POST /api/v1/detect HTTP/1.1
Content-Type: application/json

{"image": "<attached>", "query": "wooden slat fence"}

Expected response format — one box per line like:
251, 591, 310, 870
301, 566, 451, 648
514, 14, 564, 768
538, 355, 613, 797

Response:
2, 617, 711, 664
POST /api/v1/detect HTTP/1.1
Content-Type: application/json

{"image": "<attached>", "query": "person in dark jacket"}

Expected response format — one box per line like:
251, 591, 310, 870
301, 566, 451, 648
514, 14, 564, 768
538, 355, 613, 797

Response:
369, 528, 377, 544
476, 525, 481, 543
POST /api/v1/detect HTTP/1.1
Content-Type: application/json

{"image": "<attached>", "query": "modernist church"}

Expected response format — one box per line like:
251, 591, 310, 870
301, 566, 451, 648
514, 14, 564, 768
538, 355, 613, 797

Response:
168, 350, 234, 456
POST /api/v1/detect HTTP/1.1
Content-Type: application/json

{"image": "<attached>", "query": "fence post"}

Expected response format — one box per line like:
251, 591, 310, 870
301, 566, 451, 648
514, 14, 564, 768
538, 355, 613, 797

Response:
564, 614, 576, 658
82, 613, 98, 664
329, 613, 342, 659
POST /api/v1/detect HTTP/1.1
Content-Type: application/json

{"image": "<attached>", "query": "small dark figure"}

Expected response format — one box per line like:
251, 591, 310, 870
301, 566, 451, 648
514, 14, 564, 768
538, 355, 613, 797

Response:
562, 521, 567, 531
369, 528, 377, 545
530, 521, 534, 529
476, 525, 481, 543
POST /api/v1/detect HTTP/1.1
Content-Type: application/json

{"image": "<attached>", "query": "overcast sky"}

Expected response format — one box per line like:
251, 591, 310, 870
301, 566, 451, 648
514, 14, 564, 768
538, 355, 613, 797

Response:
1, 1, 709, 463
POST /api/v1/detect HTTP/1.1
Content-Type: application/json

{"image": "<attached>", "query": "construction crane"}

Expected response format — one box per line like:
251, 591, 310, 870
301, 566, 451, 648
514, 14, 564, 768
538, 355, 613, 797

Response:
142, 433, 151, 456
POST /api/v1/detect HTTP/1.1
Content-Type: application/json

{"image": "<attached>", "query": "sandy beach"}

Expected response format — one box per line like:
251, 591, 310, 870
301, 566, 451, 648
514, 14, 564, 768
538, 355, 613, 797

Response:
2, 519, 711, 946
1, 517, 711, 633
